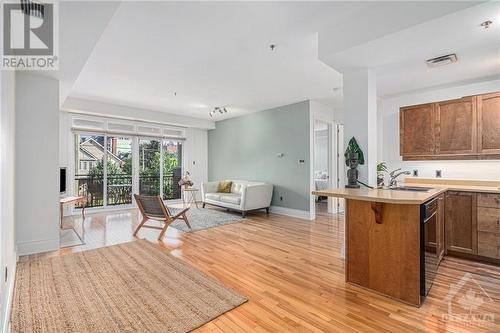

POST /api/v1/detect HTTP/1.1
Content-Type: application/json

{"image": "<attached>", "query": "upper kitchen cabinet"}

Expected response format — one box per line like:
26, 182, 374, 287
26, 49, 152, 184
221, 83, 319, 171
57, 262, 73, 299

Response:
435, 97, 477, 156
477, 92, 500, 156
400, 103, 435, 158
400, 92, 500, 160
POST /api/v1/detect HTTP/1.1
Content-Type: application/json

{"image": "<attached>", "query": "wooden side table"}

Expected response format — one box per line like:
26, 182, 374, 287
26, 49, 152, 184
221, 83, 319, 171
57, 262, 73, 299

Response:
182, 188, 199, 208
60, 196, 87, 229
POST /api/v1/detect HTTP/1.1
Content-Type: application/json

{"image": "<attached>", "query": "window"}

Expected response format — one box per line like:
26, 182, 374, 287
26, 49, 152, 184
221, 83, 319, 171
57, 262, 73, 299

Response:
74, 132, 183, 209
106, 136, 133, 206
75, 134, 105, 208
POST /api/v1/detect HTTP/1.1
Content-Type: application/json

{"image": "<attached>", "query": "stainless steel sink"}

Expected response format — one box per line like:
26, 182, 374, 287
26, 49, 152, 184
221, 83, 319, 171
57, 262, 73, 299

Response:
389, 186, 434, 192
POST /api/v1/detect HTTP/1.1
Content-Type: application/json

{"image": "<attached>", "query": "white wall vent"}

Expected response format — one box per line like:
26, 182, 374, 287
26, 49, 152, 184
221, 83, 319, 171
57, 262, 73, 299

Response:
426, 53, 457, 68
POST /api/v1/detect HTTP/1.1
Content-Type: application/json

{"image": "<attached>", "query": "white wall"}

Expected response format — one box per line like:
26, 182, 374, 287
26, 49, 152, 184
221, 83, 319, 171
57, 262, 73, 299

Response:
184, 128, 208, 190
15, 73, 60, 255
344, 69, 378, 186
380, 79, 500, 180
0, 70, 17, 333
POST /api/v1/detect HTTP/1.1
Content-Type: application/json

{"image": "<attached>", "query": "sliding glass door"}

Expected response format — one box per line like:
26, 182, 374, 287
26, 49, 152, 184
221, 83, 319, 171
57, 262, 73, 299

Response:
138, 139, 161, 196
74, 133, 183, 208
162, 140, 182, 200
75, 134, 105, 208
106, 136, 133, 206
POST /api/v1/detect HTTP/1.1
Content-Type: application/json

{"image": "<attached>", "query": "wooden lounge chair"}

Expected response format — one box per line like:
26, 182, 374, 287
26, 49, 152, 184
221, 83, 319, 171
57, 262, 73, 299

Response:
133, 194, 191, 240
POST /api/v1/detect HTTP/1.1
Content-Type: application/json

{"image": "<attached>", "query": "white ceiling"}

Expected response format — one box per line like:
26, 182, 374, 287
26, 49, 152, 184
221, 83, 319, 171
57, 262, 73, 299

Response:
61, 1, 493, 120
321, 1, 500, 97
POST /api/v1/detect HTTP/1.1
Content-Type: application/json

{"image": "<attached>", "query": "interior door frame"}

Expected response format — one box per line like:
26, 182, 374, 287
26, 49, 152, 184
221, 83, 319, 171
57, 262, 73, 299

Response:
311, 118, 336, 216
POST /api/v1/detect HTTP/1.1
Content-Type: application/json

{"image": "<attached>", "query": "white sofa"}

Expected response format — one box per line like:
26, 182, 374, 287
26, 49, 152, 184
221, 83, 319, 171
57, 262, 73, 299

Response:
201, 180, 273, 217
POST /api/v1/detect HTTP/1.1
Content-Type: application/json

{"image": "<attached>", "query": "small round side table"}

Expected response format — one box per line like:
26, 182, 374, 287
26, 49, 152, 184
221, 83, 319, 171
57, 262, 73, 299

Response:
182, 187, 199, 208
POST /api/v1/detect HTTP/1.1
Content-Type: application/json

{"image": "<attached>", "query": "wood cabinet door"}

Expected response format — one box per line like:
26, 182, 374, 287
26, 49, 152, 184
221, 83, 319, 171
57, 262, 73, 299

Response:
436, 97, 477, 156
477, 92, 500, 155
437, 194, 445, 262
400, 103, 435, 158
445, 191, 477, 254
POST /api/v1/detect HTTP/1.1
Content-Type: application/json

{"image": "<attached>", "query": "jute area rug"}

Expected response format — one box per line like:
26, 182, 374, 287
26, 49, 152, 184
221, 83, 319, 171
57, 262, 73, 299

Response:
11, 239, 247, 332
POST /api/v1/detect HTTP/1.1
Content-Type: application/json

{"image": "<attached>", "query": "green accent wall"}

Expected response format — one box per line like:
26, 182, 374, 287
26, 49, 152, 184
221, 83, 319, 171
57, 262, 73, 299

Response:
208, 101, 311, 211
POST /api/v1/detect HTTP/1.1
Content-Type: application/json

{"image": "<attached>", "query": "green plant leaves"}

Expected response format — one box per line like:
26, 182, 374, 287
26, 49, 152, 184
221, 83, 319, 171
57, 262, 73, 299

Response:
344, 137, 365, 166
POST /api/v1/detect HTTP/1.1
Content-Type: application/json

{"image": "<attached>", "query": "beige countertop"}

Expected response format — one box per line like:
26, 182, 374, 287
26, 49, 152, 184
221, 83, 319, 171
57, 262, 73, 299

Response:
312, 178, 500, 205
312, 187, 447, 204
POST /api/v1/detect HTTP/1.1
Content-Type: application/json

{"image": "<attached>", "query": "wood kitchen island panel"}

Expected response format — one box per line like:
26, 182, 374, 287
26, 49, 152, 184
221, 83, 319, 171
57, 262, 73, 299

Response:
346, 199, 421, 306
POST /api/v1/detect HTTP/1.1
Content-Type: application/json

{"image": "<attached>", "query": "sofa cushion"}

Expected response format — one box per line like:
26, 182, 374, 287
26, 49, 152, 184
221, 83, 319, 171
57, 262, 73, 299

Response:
219, 193, 241, 205
217, 181, 232, 193
205, 193, 221, 201
231, 183, 244, 194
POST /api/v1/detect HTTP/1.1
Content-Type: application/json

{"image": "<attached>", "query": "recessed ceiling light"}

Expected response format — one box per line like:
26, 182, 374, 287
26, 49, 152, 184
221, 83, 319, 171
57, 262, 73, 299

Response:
480, 20, 493, 29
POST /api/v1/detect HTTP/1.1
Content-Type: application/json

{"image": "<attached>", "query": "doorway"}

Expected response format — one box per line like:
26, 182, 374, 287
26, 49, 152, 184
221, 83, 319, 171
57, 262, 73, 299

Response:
313, 120, 333, 215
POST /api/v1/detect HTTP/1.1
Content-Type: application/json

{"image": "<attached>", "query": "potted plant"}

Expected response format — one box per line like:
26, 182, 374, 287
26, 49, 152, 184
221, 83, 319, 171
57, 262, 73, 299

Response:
344, 137, 364, 188
377, 162, 388, 188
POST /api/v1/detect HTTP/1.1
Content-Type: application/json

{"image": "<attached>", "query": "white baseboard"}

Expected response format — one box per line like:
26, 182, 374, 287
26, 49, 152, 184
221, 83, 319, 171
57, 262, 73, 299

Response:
270, 206, 313, 220
17, 238, 59, 256
1, 257, 16, 333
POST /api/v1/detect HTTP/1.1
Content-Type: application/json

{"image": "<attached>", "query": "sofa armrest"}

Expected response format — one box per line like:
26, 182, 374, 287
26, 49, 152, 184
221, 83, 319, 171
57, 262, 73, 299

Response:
201, 181, 219, 199
241, 184, 273, 211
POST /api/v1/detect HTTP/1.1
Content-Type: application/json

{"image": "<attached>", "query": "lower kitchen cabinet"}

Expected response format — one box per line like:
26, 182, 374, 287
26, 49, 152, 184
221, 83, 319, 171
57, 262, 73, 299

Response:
478, 232, 500, 259
445, 191, 477, 255
477, 193, 500, 260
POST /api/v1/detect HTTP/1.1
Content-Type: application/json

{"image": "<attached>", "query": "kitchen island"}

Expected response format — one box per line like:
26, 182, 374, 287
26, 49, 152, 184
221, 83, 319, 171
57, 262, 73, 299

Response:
312, 186, 445, 307
314, 179, 500, 307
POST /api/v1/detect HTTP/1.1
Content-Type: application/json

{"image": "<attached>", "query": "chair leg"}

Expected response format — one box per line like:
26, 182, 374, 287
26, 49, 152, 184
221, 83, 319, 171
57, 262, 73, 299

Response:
242, 211, 246, 218
266, 207, 270, 214
158, 220, 172, 240
183, 213, 192, 229
202, 203, 206, 208
133, 217, 148, 237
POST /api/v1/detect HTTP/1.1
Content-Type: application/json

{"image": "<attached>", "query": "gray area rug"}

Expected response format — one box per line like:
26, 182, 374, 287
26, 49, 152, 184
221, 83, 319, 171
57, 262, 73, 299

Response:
168, 207, 246, 232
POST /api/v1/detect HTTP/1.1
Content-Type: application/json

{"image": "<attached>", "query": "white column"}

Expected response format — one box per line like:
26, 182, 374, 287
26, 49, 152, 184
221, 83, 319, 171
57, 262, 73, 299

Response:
343, 68, 377, 187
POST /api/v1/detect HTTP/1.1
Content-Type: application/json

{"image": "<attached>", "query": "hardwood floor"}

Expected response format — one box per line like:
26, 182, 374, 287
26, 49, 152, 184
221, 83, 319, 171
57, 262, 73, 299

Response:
23, 206, 500, 332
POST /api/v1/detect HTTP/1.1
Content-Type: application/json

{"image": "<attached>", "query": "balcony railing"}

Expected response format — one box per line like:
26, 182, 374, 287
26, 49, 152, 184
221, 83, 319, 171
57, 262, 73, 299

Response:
75, 173, 181, 208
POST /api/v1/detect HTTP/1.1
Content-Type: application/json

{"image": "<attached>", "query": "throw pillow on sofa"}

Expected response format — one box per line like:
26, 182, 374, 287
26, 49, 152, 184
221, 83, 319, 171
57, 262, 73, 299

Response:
217, 181, 232, 193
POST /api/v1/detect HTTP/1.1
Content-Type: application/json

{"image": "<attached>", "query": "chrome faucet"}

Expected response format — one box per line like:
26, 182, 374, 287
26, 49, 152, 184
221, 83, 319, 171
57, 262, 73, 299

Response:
388, 168, 411, 188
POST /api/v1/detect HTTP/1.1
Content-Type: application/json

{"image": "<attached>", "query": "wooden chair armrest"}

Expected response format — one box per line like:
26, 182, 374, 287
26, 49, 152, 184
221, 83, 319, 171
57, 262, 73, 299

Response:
172, 207, 189, 219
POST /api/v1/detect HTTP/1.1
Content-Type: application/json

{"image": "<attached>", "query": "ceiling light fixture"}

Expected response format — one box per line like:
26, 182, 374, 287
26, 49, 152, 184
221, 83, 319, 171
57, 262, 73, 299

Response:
426, 53, 458, 68
209, 107, 228, 118
480, 20, 493, 29
269, 44, 276, 51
